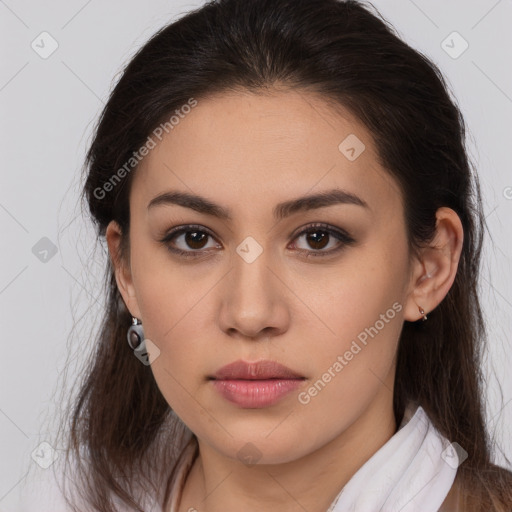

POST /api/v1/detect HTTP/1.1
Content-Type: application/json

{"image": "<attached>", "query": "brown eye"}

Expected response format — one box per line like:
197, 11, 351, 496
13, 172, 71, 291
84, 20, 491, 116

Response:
183, 230, 209, 249
303, 230, 330, 250
160, 224, 220, 258
290, 223, 356, 258
160, 222, 355, 260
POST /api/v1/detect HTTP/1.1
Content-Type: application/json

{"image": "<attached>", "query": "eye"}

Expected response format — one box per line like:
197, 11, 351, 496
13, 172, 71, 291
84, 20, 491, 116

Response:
159, 222, 355, 259
159, 224, 220, 258
288, 222, 356, 258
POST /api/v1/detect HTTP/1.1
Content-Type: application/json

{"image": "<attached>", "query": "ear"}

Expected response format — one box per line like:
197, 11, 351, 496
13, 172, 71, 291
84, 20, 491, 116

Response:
403, 207, 464, 322
105, 220, 142, 319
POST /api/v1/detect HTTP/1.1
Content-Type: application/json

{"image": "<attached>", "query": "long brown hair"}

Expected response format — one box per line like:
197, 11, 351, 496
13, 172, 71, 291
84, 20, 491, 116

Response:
54, 0, 512, 510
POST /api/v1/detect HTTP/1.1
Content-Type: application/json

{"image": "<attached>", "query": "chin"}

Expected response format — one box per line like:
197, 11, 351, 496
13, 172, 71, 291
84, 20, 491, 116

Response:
206, 430, 314, 466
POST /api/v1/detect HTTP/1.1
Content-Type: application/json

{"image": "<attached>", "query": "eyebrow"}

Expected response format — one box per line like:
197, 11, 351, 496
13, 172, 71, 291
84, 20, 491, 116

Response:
147, 188, 369, 221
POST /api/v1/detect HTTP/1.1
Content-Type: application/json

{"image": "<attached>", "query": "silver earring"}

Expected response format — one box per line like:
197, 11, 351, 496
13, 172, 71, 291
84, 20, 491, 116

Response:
127, 317, 145, 351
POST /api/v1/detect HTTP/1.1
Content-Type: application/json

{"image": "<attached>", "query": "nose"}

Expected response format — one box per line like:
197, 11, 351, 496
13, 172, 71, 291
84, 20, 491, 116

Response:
217, 242, 290, 342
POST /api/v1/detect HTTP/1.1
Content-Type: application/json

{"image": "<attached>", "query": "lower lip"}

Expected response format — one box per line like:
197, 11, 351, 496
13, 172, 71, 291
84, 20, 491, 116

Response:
211, 378, 304, 408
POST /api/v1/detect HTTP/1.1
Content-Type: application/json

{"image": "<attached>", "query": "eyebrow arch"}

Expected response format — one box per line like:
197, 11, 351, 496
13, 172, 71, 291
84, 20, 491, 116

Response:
147, 188, 369, 221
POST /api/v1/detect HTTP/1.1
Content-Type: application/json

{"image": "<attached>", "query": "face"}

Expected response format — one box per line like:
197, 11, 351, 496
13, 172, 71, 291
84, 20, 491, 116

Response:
109, 89, 417, 464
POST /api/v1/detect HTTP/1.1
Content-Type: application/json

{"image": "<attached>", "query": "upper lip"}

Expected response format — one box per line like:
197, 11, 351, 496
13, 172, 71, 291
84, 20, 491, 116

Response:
211, 360, 305, 380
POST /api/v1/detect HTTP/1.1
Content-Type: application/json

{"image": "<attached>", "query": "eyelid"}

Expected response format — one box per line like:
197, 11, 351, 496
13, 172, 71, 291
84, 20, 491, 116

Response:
288, 222, 356, 257
163, 223, 215, 238
289, 222, 353, 243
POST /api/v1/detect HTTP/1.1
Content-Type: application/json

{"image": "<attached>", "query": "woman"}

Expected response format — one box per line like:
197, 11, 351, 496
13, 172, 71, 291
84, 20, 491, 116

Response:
21, 0, 512, 510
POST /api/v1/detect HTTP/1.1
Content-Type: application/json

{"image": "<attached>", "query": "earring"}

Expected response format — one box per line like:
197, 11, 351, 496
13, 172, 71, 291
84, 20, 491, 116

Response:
127, 316, 146, 351
417, 270, 431, 321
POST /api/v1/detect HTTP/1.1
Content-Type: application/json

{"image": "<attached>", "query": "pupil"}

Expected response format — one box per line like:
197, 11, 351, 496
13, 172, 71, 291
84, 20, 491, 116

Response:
186, 231, 207, 249
307, 231, 328, 250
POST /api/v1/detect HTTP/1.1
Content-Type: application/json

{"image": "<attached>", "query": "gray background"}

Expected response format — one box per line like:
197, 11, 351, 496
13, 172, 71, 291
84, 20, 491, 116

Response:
1, 0, 511, 508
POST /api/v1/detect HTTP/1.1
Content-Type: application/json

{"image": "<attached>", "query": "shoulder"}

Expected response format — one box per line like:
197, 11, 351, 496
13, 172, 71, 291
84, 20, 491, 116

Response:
439, 479, 461, 512
439, 464, 512, 512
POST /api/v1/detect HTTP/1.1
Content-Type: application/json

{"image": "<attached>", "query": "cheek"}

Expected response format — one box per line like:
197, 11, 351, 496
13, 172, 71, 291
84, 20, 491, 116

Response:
143, 316, 209, 428
292, 237, 407, 398
296, 244, 407, 351
293, 277, 404, 444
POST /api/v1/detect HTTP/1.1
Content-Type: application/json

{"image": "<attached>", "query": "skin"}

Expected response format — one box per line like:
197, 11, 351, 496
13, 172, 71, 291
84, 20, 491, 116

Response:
106, 88, 463, 512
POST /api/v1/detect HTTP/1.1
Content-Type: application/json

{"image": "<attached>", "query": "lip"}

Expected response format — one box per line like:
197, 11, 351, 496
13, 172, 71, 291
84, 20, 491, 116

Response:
211, 359, 304, 380
209, 360, 305, 408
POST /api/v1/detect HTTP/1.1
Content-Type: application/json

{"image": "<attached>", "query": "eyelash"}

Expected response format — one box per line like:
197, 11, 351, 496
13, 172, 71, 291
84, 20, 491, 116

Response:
159, 222, 356, 260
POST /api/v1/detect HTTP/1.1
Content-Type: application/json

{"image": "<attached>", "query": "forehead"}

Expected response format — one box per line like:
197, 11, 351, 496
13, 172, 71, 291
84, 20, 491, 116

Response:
131, 89, 402, 218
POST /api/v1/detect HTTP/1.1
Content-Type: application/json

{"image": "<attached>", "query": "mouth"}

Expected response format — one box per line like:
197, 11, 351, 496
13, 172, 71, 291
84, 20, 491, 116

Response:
209, 360, 306, 408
